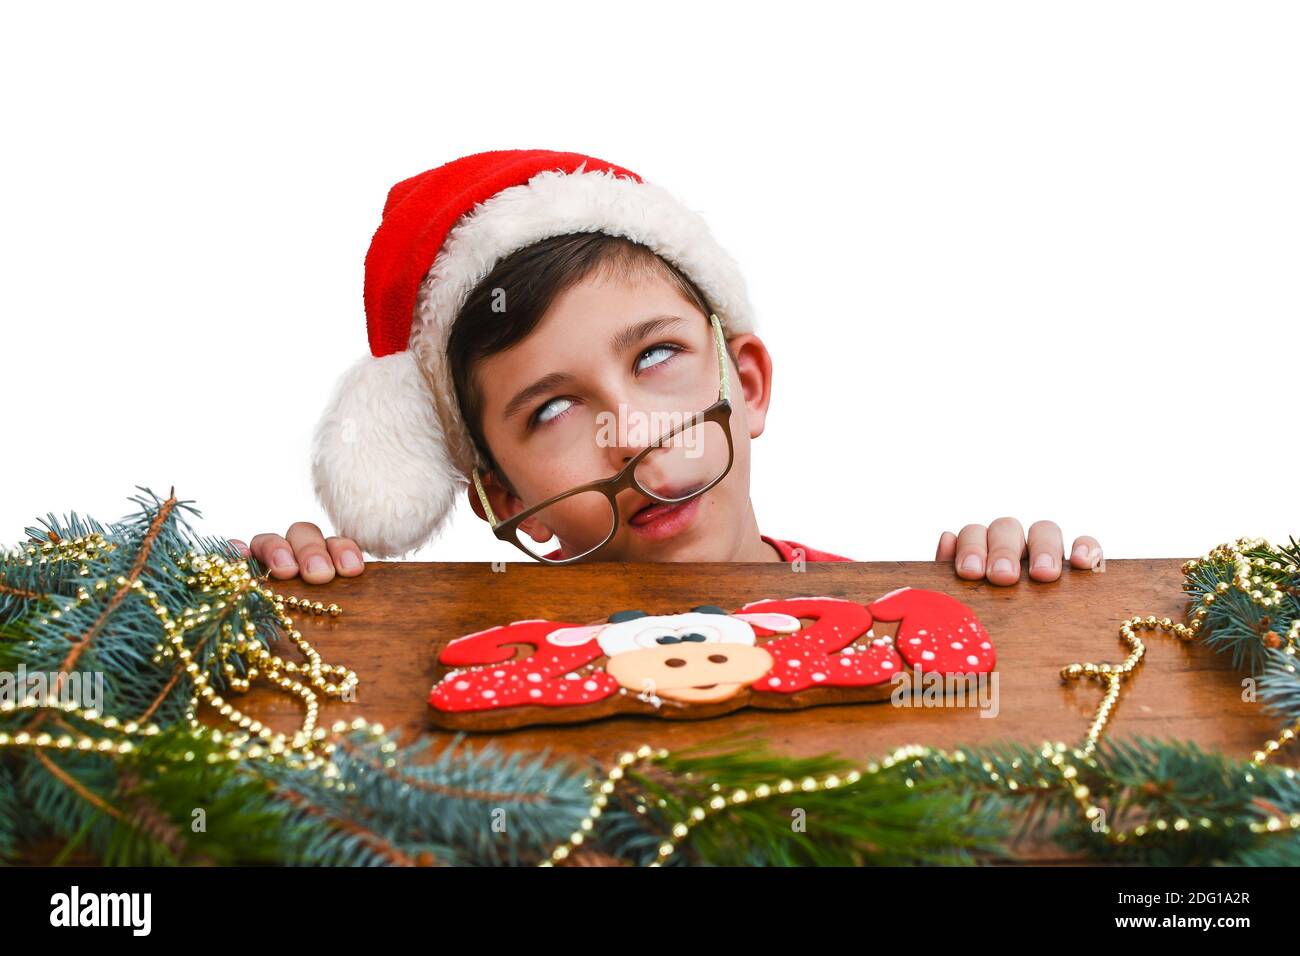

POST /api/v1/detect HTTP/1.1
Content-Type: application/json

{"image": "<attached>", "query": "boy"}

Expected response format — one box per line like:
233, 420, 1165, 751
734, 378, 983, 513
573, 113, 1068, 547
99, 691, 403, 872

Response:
233, 150, 1102, 584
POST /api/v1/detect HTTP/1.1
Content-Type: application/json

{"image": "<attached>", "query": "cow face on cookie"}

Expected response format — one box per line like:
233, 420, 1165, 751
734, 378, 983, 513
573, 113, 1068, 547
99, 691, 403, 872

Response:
545, 605, 803, 704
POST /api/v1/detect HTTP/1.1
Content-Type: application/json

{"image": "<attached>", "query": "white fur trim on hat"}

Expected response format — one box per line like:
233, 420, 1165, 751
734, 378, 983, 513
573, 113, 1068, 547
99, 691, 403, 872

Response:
313, 164, 754, 556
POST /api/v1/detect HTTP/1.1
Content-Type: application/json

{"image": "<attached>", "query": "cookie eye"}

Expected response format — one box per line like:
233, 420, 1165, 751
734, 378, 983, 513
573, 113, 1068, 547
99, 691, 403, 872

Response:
634, 627, 674, 649
708, 654, 728, 664
664, 658, 687, 668
685, 624, 722, 643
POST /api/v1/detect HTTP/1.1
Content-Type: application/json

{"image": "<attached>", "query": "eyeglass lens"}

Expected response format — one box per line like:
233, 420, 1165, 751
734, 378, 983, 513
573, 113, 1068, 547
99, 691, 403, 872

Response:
512, 416, 730, 560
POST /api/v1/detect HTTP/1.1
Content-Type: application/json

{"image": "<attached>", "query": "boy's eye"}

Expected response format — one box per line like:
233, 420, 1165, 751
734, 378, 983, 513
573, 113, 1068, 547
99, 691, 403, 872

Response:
531, 396, 574, 427
636, 343, 681, 373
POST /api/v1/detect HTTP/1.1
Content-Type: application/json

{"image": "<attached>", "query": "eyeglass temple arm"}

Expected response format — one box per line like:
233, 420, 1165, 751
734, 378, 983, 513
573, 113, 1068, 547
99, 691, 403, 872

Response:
472, 467, 499, 527
711, 313, 730, 403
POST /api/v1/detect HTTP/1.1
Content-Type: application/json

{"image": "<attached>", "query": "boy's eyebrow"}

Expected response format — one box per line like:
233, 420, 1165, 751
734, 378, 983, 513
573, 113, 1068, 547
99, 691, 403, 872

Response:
501, 315, 689, 422
502, 371, 577, 423
608, 314, 686, 356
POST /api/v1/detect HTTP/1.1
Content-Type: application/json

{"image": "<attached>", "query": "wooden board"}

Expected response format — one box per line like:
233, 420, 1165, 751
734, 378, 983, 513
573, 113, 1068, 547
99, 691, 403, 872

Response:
229, 558, 1286, 769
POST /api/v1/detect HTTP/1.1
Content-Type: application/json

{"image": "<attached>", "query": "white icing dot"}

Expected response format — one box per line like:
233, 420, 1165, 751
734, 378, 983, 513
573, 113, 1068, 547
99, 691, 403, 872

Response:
909, 638, 921, 645
453, 681, 470, 692
918, 629, 927, 636
481, 689, 496, 699
565, 672, 580, 680
881, 660, 893, 669
529, 688, 542, 698
921, 650, 935, 661
967, 655, 980, 666
493, 670, 505, 678
583, 680, 598, 692
768, 677, 782, 687
788, 659, 802, 667
812, 673, 826, 682
981, 642, 991, 649
951, 642, 963, 650
840, 658, 851, 666
527, 673, 542, 683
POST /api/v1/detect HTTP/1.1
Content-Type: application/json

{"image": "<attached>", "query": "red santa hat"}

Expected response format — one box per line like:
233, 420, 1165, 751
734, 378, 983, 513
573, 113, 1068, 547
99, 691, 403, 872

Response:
311, 148, 756, 558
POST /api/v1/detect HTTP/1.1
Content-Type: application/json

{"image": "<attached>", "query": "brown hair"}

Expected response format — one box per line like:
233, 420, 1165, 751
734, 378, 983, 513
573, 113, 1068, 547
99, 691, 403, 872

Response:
447, 231, 727, 494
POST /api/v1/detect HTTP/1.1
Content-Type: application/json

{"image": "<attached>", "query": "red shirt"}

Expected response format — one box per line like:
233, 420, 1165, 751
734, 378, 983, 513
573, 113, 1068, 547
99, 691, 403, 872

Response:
541, 534, 854, 562
760, 534, 854, 563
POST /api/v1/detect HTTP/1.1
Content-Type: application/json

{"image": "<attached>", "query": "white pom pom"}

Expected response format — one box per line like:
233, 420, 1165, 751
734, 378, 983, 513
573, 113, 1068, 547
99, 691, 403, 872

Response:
310, 351, 462, 558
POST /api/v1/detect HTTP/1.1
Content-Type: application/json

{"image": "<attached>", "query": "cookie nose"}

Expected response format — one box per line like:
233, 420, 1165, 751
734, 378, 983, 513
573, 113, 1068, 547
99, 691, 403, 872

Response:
661, 648, 730, 668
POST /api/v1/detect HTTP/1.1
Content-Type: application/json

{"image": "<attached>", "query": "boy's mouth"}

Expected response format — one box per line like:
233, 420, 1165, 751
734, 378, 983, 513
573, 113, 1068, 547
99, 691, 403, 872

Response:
627, 486, 705, 540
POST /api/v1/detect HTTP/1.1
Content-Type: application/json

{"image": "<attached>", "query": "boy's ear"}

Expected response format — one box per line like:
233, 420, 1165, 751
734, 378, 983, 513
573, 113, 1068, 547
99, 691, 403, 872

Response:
725, 333, 774, 438
466, 468, 524, 525
466, 471, 556, 545
468, 469, 504, 523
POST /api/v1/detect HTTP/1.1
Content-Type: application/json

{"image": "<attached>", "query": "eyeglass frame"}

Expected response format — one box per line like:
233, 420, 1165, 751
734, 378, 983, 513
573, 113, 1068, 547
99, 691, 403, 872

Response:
470, 312, 735, 564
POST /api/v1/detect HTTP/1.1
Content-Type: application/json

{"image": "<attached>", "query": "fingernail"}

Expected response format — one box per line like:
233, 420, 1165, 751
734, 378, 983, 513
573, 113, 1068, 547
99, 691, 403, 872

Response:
1072, 543, 1089, 561
272, 548, 294, 569
1089, 548, 1102, 568
961, 554, 983, 573
1033, 553, 1055, 570
305, 555, 330, 575
992, 557, 1014, 575
339, 551, 361, 572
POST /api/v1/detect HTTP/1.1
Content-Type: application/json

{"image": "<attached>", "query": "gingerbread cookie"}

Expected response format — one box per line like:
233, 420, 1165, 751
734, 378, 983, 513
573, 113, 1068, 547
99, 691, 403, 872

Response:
428, 587, 995, 730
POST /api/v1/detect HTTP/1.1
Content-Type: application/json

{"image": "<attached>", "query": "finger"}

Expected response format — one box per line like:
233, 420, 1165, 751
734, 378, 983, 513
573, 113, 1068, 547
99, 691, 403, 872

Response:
1027, 520, 1064, 582
286, 522, 335, 584
985, 516, 1026, 585
325, 536, 365, 576
229, 538, 251, 558
953, 524, 988, 579
1069, 535, 1103, 570
249, 532, 299, 579
935, 531, 957, 562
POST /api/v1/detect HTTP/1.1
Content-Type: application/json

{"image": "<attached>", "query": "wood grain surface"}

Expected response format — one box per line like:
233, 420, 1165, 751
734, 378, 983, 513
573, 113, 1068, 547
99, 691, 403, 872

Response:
231, 558, 1289, 774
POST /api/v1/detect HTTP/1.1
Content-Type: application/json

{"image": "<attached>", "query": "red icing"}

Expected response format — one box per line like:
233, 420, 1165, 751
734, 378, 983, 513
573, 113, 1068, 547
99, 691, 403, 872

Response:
429, 619, 620, 713
742, 597, 902, 693
867, 587, 996, 673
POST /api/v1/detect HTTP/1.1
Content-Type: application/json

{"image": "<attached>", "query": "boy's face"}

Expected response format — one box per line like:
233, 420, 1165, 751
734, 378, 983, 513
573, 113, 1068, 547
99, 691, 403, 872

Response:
469, 267, 771, 561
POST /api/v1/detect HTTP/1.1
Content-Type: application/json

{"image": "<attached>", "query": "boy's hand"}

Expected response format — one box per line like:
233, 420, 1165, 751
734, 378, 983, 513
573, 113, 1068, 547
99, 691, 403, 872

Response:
934, 518, 1101, 586
228, 522, 366, 584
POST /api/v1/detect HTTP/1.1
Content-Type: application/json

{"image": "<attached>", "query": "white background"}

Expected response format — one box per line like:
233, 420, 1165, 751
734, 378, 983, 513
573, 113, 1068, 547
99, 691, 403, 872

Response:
2, 1, 1296, 562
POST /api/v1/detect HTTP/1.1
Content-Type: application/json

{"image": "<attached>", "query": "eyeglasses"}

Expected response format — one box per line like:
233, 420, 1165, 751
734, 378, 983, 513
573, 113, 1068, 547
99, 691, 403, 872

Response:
471, 313, 735, 564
